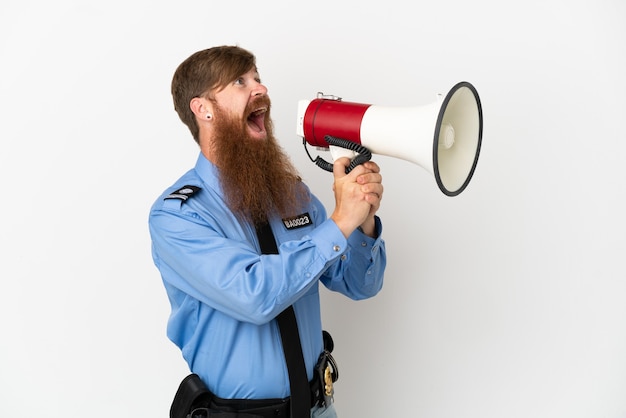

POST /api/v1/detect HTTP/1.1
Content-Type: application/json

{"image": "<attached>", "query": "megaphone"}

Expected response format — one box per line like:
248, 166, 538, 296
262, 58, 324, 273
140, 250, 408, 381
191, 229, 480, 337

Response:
296, 81, 483, 196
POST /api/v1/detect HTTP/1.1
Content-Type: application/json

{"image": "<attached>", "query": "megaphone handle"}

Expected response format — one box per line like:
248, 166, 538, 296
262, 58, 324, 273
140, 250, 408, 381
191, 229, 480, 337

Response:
325, 136, 372, 173
329, 145, 358, 168
302, 136, 372, 174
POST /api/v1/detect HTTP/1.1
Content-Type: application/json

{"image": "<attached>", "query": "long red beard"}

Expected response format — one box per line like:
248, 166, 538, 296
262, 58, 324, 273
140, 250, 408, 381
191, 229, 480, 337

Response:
211, 101, 308, 224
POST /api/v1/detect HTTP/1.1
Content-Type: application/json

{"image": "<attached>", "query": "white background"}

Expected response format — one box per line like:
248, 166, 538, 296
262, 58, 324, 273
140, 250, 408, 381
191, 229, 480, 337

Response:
1, 1, 625, 417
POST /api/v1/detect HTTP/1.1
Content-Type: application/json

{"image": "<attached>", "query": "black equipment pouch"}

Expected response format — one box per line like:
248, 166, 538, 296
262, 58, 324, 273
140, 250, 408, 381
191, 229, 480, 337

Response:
170, 374, 212, 418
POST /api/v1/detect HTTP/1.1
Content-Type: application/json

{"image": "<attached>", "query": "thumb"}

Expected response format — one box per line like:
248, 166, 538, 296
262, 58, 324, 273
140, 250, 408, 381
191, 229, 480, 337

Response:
332, 157, 350, 179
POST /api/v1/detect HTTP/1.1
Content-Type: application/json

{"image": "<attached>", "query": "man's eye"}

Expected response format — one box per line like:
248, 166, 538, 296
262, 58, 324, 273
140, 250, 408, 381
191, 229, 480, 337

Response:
234, 78, 245, 85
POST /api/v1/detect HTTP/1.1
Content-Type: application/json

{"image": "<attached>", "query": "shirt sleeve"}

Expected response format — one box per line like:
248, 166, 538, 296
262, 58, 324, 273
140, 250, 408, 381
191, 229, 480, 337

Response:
319, 215, 386, 299
149, 201, 352, 325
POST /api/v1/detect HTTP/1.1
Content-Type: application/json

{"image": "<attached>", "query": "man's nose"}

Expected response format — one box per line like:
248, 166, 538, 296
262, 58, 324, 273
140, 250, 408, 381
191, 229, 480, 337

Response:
252, 82, 268, 96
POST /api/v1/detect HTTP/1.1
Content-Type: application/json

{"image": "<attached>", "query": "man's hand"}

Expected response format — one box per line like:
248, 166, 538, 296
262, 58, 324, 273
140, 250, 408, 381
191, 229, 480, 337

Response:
330, 157, 383, 238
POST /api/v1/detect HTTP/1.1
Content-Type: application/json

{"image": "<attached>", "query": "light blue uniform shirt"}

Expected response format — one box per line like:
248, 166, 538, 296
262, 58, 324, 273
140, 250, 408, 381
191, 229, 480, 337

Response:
149, 153, 386, 400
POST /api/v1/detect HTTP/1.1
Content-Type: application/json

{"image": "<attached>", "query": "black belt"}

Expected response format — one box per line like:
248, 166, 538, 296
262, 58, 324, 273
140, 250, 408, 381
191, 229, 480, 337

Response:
185, 378, 321, 418
170, 348, 338, 418
171, 349, 337, 418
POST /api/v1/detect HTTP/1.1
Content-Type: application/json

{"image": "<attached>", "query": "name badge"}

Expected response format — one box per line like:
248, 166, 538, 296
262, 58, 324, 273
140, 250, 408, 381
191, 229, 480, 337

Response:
282, 212, 312, 230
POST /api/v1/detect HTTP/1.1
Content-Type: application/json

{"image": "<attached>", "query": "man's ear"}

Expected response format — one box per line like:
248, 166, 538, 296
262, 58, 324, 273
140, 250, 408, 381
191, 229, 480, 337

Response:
190, 97, 213, 120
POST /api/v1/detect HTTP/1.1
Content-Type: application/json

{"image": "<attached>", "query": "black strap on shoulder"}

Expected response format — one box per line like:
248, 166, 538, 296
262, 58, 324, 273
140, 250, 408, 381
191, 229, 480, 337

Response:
255, 220, 280, 254
255, 220, 310, 418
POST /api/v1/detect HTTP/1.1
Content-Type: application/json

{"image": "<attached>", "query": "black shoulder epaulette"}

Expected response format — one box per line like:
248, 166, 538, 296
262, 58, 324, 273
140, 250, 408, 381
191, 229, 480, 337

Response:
164, 185, 201, 202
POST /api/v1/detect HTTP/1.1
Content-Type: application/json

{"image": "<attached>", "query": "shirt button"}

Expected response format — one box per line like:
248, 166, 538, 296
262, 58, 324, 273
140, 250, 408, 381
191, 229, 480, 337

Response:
361, 241, 367, 247
333, 245, 341, 252
340, 255, 347, 261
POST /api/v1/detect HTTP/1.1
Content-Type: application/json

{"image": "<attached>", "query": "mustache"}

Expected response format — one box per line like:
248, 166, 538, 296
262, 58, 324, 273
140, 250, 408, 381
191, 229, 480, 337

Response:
246, 95, 271, 114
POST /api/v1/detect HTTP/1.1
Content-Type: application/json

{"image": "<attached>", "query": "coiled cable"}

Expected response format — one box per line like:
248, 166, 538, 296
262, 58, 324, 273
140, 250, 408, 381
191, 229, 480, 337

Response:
303, 135, 372, 174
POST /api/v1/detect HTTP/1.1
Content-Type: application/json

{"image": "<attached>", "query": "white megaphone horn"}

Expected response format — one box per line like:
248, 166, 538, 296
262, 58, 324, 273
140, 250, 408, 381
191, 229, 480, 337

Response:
296, 81, 483, 196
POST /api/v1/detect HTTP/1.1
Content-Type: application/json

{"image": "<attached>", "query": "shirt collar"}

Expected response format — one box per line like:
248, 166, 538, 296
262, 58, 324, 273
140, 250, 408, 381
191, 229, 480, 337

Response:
193, 152, 223, 197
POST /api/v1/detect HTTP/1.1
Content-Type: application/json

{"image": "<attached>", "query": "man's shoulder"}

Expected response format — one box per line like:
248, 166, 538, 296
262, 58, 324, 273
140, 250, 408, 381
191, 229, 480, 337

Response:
150, 169, 204, 211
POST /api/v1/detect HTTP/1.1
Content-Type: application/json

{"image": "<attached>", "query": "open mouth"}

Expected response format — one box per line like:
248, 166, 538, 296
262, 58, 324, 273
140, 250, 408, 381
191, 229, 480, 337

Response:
247, 107, 267, 134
